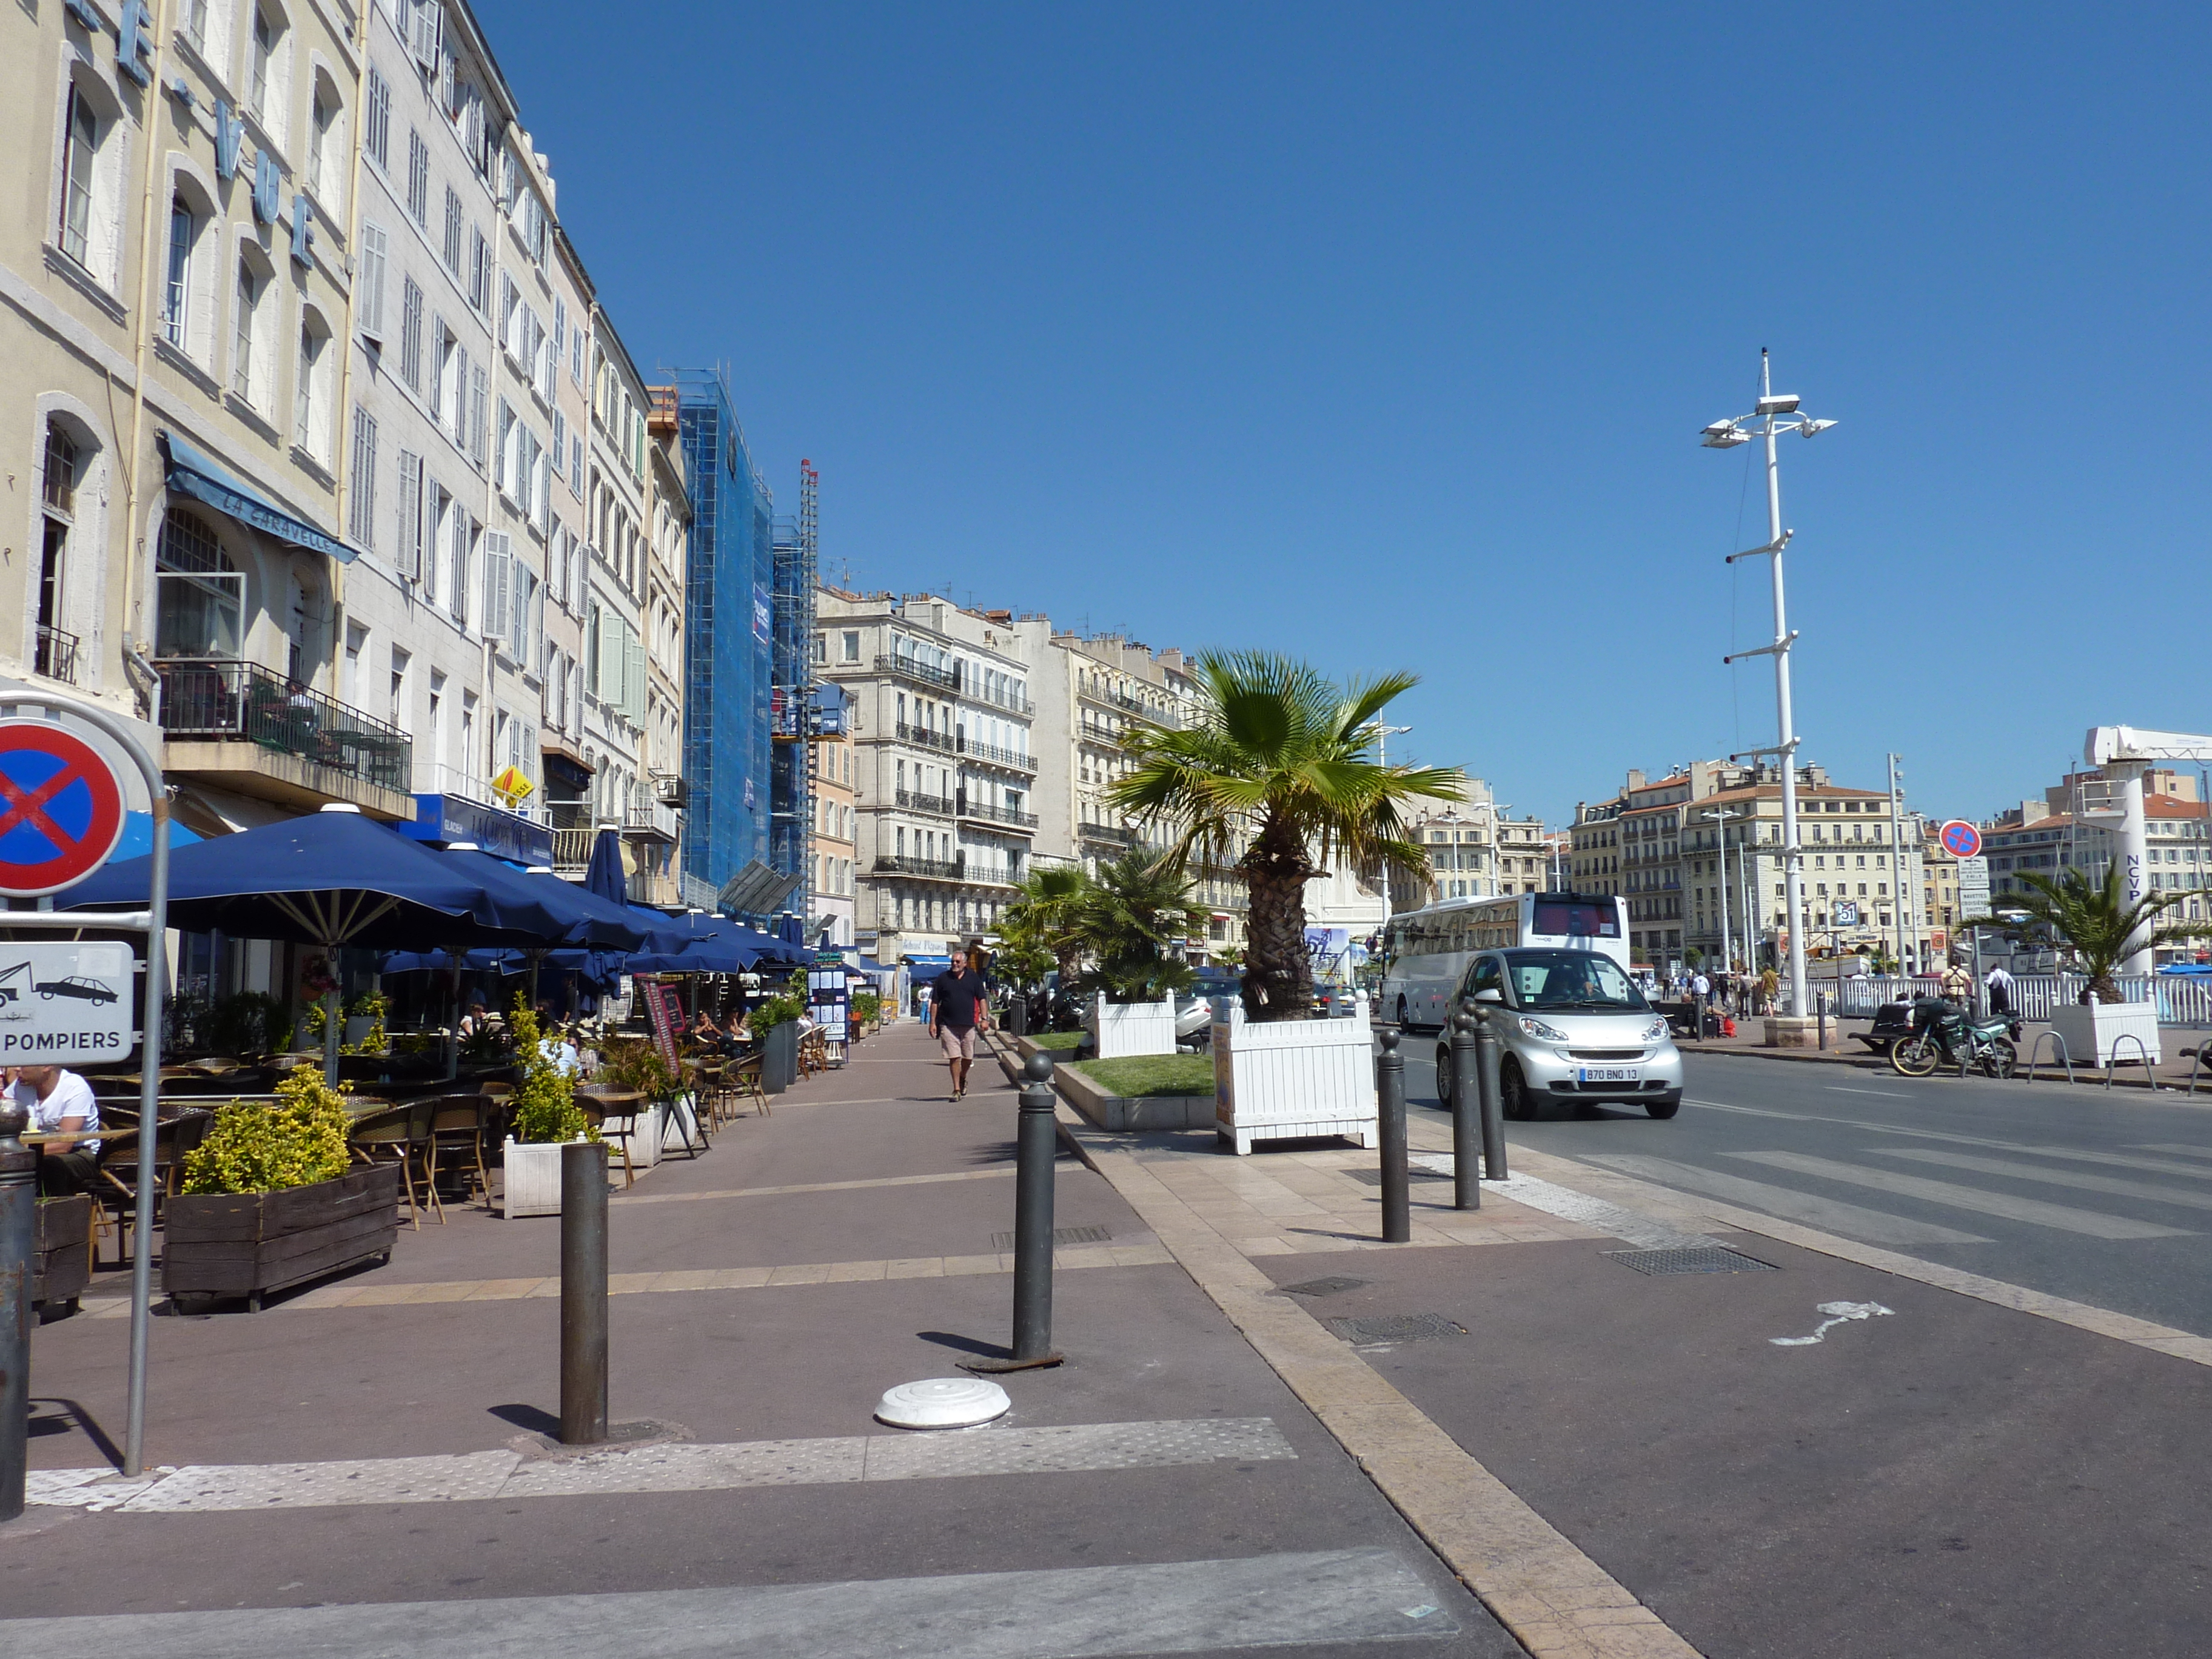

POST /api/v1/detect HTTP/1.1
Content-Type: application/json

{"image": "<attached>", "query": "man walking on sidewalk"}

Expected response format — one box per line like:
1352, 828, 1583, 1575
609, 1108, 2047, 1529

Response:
929, 947, 990, 1100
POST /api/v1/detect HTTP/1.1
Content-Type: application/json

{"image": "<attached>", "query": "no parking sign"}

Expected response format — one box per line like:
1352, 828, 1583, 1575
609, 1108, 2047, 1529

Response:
0, 718, 127, 896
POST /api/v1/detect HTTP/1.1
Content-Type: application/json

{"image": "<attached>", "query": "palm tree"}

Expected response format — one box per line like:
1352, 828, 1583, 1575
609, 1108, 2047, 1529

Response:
1071, 853, 1209, 1003
1110, 651, 1464, 1020
1960, 864, 2204, 1003
1002, 864, 1093, 986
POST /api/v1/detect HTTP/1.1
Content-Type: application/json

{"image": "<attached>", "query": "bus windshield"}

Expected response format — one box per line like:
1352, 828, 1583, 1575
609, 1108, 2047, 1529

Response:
1503, 950, 1649, 1011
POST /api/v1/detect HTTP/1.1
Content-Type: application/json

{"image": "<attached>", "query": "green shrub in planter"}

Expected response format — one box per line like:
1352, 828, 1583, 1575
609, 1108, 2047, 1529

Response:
751, 988, 806, 1031
597, 1035, 678, 1101
509, 998, 592, 1144
852, 990, 880, 1027
181, 1066, 354, 1195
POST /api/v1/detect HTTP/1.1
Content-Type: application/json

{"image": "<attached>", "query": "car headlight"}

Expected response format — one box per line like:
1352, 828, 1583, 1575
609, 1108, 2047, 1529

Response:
1517, 1015, 1570, 1042
1643, 1019, 1669, 1042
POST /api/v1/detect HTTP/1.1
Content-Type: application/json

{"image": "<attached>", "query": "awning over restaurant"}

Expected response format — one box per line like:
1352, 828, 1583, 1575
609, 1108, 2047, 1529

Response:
160, 431, 359, 563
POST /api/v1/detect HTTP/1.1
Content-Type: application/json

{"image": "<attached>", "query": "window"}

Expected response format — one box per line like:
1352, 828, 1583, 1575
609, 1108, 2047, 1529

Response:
570, 321, 584, 385
294, 315, 331, 457
59, 86, 98, 268
442, 186, 461, 272
231, 258, 262, 400
347, 405, 377, 546
356, 221, 387, 340
364, 68, 391, 170
495, 397, 514, 492
842, 630, 860, 663
446, 506, 471, 621
163, 195, 196, 346
155, 509, 242, 657
406, 129, 429, 224
307, 90, 333, 199
469, 225, 489, 312
35, 422, 78, 682
398, 275, 423, 390
470, 362, 488, 468
182, 0, 210, 50
396, 449, 424, 578
249, 9, 276, 126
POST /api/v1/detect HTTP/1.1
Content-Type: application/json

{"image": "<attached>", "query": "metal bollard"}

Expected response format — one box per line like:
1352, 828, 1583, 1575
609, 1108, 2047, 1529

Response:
1817, 992, 1828, 1051
1474, 1011, 1509, 1182
559, 1140, 608, 1446
1012, 1052, 1061, 1362
1376, 1029, 1410, 1244
1450, 1002, 1481, 1210
0, 1108, 32, 1523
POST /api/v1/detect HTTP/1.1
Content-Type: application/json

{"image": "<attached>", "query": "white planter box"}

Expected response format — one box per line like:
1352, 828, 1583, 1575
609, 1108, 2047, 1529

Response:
1091, 993, 1178, 1059
501, 1136, 586, 1218
2046, 1000, 2162, 1068
1211, 996, 1376, 1156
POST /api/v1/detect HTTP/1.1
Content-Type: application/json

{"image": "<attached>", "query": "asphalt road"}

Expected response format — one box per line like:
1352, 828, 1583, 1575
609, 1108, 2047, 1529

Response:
1403, 1044, 2212, 1335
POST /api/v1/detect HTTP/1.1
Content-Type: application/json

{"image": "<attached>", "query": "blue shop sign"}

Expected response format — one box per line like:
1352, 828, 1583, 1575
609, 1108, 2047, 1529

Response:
402, 793, 554, 866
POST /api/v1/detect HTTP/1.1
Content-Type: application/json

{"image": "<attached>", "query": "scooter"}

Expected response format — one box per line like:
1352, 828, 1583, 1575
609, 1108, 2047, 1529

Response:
1891, 997, 2023, 1079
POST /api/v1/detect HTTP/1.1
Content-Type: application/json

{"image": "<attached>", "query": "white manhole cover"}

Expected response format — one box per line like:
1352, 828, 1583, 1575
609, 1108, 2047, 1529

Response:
875, 1377, 1012, 1429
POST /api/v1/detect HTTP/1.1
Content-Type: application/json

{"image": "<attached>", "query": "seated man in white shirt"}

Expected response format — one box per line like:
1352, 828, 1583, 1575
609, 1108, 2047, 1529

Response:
10, 1064, 102, 1195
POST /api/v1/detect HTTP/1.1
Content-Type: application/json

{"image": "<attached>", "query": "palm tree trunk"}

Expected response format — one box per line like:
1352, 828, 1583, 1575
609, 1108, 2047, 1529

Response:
1241, 822, 1315, 1021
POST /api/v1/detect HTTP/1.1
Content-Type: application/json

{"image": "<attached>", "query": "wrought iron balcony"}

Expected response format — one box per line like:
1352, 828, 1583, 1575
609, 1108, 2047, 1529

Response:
894, 788, 954, 817
1079, 822, 1138, 846
33, 623, 78, 686
156, 658, 412, 794
894, 721, 957, 752
873, 855, 962, 880
958, 796, 1039, 830
957, 736, 1037, 773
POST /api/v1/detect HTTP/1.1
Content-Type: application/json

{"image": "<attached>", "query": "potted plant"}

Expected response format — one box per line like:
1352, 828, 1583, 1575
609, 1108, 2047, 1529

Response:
501, 998, 593, 1218
343, 988, 390, 1053
851, 990, 882, 1036
165, 1065, 402, 1310
1964, 866, 2197, 1067
752, 980, 808, 1092
594, 1036, 682, 1165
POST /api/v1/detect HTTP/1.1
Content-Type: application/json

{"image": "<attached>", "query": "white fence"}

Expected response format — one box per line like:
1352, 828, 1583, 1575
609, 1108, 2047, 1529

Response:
1821, 974, 2212, 1028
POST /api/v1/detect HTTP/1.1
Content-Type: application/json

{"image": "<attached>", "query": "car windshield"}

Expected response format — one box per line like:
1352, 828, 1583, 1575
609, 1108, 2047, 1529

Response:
1503, 950, 1648, 1011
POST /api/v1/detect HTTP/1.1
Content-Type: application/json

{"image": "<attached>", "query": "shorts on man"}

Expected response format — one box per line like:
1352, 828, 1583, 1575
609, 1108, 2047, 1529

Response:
938, 1024, 976, 1061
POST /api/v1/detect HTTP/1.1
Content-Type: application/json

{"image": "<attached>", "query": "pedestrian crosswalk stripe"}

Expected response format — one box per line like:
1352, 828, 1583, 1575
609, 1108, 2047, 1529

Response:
1582, 1154, 1992, 1247
0, 1547, 1458, 1659
2134, 1144, 2212, 1162
1724, 1151, 2191, 1239
1868, 1147, 2212, 1212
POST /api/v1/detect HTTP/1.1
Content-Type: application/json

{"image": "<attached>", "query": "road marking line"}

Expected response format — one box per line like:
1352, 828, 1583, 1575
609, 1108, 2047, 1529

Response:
611, 1165, 1081, 1205
2134, 1143, 2212, 1161
1772, 1300, 1893, 1347
1724, 1151, 2191, 1239
0, 1547, 1455, 1658
1826, 1086, 1911, 1098
1868, 1147, 2212, 1211
1697, 1104, 2212, 1177
30, 1419, 1296, 1513
1581, 1153, 1992, 1246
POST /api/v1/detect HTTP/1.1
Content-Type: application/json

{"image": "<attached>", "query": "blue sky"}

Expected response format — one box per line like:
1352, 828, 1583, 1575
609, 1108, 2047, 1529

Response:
484, 2, 2211, 828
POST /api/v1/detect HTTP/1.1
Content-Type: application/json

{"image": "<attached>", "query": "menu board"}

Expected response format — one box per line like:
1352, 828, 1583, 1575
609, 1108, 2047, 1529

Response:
808, 967, 850, 1046
638, 976, 684, 1068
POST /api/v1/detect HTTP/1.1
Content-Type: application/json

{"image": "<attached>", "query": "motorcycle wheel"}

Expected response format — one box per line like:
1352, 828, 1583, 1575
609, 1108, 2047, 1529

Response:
1892, 1036, 1940, 1078
1982, 1037, 2018, 1081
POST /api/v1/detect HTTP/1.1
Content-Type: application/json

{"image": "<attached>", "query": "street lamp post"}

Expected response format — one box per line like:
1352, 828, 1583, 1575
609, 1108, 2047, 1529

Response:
1703, 350, 1837, 1023
1697, 805, 1751, 976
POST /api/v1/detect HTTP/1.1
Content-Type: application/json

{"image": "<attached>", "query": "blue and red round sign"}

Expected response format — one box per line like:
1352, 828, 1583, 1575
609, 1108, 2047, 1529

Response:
0, 719, 126, 897
1939, 819, 1983, 860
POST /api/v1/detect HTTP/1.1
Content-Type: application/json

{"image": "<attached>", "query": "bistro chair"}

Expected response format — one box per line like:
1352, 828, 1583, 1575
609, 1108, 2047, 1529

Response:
350, 1102, 441, 1227
725, 1052, 770, 1119
578, 1097, 641, 1188
425, 1094, 495, 1208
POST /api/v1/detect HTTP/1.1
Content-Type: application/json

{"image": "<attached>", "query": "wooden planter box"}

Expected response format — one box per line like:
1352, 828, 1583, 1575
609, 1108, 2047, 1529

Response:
502, 1137, 575, 1218
33, 1194, 93, 1312
164, 1165, 403, 1310
1211, 996, 1377, 1155
1090, 993, 1178, 1059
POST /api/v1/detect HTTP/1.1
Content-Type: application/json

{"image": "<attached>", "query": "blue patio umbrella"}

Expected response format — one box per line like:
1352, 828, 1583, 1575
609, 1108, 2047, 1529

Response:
67, 804, 566, 1078
431, 849, 645, 950
584, 827, 628, 907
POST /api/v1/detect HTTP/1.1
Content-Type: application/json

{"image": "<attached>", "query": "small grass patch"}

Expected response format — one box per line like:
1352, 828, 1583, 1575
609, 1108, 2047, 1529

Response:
1074, 1054, 1215, 1098
1027, 1030, 1086, 1051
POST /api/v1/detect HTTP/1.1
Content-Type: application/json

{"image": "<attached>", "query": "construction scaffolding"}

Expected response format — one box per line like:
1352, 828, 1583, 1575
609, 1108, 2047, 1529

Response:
671, 368, 774, 903
769, 461, 819, 934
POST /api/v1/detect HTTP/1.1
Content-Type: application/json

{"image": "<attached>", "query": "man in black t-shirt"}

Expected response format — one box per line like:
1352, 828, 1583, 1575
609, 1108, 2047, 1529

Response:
929, 948, 990, 1099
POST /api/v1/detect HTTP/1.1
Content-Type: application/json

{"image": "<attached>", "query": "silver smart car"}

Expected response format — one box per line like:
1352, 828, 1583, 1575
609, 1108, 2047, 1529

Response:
1433, 947, 1683, 1120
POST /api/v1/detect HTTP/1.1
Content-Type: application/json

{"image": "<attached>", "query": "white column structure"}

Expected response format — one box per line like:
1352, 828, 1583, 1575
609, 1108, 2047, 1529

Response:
2085, 726, 2212, 975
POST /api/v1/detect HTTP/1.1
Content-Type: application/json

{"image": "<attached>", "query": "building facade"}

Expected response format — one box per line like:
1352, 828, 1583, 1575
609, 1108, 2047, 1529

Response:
814, 591, 1036, 965
809, 684, 856, 947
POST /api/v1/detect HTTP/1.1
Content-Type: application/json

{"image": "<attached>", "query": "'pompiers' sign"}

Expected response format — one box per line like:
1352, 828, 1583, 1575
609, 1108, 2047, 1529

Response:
0, 942, 134, 1065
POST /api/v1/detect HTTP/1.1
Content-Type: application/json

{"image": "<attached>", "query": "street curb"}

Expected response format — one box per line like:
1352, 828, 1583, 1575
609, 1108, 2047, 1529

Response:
1043, 1089, 1705, 1659
1677, 1036, 2212, 1093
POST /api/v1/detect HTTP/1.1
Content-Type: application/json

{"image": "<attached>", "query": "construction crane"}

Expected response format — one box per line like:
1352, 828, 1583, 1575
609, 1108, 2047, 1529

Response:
2082, 726, 2212, 975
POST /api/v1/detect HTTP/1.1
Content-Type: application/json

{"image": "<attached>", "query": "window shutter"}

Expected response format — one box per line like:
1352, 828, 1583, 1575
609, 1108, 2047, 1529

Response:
413, 0, 440, 69
480, 531, 509, 643
454, 343, 471, 447
347, 407, 378, 547
119, 0, 155, 84
358, 223, 387, 340
471, 364, 488, 467
397, 449, 423, 579
215, 102, 243, 179
512, 568, 535, 664
628, 625, 647, 723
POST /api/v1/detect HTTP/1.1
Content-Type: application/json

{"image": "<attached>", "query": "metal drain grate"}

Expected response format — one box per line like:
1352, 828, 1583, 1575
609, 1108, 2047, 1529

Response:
991, 1225, 1111, 1250
1604, 1246, 1778, 1276
1339, 1168, 1455, 1187
1326, 1313, 1467, 1344
1278, 1276, 1370, 1298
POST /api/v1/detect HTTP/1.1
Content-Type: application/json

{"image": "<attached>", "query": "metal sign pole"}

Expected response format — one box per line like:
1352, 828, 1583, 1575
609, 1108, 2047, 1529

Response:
0, 693, 170, 1477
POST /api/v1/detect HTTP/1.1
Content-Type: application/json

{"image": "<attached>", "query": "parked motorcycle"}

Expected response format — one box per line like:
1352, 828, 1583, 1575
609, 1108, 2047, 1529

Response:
1891, 997, 2023, 1079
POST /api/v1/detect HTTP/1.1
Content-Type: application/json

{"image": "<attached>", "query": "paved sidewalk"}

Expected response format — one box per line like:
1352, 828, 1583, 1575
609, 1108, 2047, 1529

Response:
7, 1021, 1521, 1659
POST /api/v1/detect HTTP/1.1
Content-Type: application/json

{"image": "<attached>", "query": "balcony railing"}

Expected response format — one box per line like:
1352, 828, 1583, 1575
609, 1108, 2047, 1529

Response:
1110, 688, 1178, 726
958, 736, 1037, 773
33, 624, 78, 686
874, 855, 962, 880
412, 761, 549, 823
551, 827, 596, 871
959, 796, 1039, 830
895, 721, 957, 752
895, 788, 954, 816
158, 658, 412, 794
1079, 822, 1138, 846
875, 654, 1036, 717
624, 799, 679, 841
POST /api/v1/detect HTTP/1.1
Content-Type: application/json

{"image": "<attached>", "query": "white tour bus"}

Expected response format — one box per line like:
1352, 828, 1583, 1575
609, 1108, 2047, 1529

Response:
1381, 891, 1631, 1031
